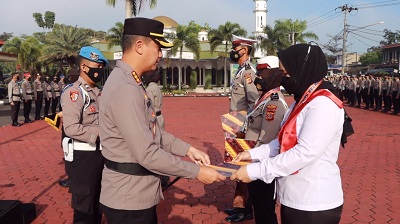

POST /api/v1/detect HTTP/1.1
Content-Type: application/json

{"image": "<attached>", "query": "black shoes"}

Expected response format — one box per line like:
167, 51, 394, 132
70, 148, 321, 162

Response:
58, 178, 71, 188
24, 119, 34, 123
224, 208, 253, 223
225, 212, 253, 223
11, 122, 22, 127
224, 208, 241, 216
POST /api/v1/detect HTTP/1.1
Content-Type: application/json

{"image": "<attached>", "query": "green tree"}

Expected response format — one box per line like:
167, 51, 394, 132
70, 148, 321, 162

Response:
259, 24, 290, 56
168, 23, 201, 91
274, 19, 318, 45
359, 49, 382, 66
33, 11, 56, 30
2, 36, 42, 72
380, 29, 400, 45
106, 0, 157, 18
41, 24, 91, 69
0, 32, 13, 41
208, 22, 246, 94
106, 22, 124, 50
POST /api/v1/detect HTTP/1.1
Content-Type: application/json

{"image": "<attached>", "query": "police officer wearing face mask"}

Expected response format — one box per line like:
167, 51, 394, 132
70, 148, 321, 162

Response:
60, 46, 108, 224
224, 35, 259, 223
229, 35, 259, 113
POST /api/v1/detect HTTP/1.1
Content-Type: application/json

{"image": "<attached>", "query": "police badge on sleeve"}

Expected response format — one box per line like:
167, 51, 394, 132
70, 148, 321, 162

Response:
70, 91, 79, 102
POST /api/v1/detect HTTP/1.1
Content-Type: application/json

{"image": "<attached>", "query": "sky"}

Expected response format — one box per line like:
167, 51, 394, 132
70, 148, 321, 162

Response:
0, 0, 399, 54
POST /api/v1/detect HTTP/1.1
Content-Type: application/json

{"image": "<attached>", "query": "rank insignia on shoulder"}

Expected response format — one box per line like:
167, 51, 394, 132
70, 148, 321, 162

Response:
265, 104, 277, 121
70, 91, 79, 102
270, 93, 279, 100
244, 73, 253, 84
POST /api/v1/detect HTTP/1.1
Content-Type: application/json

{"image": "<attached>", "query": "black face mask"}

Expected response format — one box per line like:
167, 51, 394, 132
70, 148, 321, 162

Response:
229, 48, 244, 63
15, 76, 20, 81
27, 77, 31, 81
84, 65, 104, 83
281, 76, 301, 96
255, 69, 284, 92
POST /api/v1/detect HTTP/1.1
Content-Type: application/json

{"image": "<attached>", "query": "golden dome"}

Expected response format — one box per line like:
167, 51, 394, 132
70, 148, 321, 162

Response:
153, 16, 179, 29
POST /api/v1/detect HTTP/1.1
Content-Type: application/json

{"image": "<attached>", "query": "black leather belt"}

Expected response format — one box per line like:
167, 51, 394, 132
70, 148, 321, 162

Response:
27, 93, 33, 95
105, 158, 155, 176
54, 90, 60, 92
156, 111, 162, 116
12, 94, 20, 97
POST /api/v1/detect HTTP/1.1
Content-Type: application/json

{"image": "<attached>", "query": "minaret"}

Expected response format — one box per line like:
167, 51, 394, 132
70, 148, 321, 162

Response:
253, 0, 268, 58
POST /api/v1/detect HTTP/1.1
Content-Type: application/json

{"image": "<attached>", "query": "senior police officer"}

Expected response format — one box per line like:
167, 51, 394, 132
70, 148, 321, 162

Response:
229, 34, 259, 112
21, 73, 34, 123
99, 17, 225, 224
61, 46, 107, 224
244, 56, 288, 224
8, 72, 23, 127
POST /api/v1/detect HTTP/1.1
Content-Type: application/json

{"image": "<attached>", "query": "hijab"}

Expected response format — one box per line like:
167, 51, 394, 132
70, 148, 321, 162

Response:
278, 44, 332, 101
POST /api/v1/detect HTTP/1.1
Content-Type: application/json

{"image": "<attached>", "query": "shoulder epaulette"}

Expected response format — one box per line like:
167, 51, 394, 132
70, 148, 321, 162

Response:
270, 93, 279, 100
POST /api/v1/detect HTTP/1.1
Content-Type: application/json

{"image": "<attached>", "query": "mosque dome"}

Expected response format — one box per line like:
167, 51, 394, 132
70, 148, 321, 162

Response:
153, 16, 179, 29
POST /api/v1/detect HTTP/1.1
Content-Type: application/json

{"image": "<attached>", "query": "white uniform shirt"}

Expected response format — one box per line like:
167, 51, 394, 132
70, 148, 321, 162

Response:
247, 95, 344, 211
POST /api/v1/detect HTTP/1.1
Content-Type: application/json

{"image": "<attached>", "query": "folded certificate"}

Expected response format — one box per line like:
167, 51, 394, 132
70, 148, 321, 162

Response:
209, 163, 242, 177
224, 137, 257, 162
221, 111, 247, 138
45, 114, 61, 131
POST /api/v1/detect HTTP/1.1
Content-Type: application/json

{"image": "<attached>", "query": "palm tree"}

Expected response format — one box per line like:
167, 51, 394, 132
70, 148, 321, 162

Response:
106, 0, 157, 18
41, 23, 91, 69
208, 22, 246, 94
2, 36, 42, 72
106, 22, 124, 50
274, 19, 318, 45
168, 24, 201, 91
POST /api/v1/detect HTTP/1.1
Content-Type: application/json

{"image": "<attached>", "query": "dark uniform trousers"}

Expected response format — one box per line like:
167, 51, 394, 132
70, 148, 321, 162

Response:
248, 179, 278, 224
101, 204, 158, 224
382, 90, 390, 111
392, 92, 399, 114
35, 91, 43, 119
368, 87, 374, 108
51, 96, 60, 115
44, 98, 51, 117
23, 99, 32, 120
361, 88, 368, 105
281, 204, 343, 224
65, 146, 104, 224
356, 88, 362, 107
348, 90, 356, 106
373, 89, 382, 110
11, 101, 21, 123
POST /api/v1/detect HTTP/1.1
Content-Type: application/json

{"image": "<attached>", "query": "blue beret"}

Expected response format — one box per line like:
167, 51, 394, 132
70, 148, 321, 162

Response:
79, 46, 108, 66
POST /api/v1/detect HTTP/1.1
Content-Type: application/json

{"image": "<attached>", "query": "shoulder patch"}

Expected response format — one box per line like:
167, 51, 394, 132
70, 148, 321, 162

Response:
265, 104, 277, 121
70, 91, 79, 102
244, 73, 253, 84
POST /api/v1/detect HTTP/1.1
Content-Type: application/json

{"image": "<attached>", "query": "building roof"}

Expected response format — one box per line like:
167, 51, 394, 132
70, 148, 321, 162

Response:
153, 16, 179, 29
382, 43, 400, 49
0, 52, 17, 62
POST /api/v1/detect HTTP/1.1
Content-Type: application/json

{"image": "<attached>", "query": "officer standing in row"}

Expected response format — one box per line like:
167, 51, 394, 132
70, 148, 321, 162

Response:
390, 77, 400, 115
225, 34, 258, 222
21, 73, 34, 123
61, 46, 108, 224
8, 72, 23, 127
382, 76, 391, 112
99, 17, 225, 224
43, 75, 54, 117
51, 76, 61, 115
245, 56, 288, 224
33, 73, 45, 120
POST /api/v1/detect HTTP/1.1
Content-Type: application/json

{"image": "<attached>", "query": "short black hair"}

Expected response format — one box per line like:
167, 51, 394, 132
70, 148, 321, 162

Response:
122, 35, 152, 53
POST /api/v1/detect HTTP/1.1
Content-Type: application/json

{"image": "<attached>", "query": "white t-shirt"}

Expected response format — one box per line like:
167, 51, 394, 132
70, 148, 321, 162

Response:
247, 95, 344, 211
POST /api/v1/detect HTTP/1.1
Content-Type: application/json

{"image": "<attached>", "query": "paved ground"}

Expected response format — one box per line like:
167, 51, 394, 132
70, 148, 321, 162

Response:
0, 96, 399, 224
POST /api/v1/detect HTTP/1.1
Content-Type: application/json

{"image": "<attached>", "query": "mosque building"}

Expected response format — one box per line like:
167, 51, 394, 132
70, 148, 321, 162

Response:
94, 0, 268, 93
